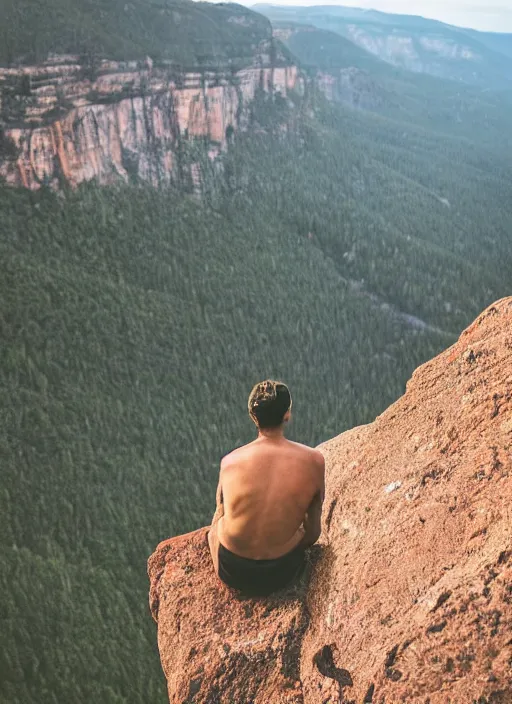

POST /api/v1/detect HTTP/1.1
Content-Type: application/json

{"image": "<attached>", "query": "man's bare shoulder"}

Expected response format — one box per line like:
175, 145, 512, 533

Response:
312, 448, 325, 469
220, 443, 253, 470
288, 440, 325, 464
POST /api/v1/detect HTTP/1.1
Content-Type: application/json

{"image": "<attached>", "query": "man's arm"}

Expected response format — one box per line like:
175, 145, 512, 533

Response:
208, 470, 225, 575
299, 452, 325, 548
211, 465, 225, 528
215, 477, 224, 517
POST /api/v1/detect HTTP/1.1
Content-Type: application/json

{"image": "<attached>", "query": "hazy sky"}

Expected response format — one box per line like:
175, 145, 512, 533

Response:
253, 1, 512, 33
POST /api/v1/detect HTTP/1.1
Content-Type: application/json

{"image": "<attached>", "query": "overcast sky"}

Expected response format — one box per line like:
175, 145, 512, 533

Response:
253, 1, 512, 33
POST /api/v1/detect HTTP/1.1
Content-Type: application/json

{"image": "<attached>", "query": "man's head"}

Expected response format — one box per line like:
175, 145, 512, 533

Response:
248, 380, 292, 430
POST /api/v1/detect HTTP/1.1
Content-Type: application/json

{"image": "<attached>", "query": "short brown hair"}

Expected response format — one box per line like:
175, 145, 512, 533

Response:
248, 380, 292, 429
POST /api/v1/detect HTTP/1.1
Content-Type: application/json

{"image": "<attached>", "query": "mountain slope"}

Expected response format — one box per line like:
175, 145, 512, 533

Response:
256, 4, 512, 88
464, 29, 512, 61
278, 24, 512, 146
223, 93, 512, 333
0, 0, 271, 66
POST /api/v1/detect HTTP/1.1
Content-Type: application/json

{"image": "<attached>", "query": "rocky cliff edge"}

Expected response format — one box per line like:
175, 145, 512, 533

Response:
148, 298, 512, 704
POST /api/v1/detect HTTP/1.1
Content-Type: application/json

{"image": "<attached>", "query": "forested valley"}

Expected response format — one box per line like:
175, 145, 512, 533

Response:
1, 2, 512, 703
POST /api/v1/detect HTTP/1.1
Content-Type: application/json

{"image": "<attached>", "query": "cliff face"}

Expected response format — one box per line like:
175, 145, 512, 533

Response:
315, 68, 384, 111
148, 298, 512, 704
345, 25, 478, 73
274, 27, 385, 112
0, 57, 300, 189
327, 24, 511, 88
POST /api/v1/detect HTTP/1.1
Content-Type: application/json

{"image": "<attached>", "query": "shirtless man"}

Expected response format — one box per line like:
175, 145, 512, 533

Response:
208, 380, 325, 596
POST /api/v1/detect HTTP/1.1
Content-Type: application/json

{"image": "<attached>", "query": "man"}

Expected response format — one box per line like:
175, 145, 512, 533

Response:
208, 380, 325, 596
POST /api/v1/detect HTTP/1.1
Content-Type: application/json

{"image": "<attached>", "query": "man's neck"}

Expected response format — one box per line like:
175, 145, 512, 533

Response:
258, 426, 285, 441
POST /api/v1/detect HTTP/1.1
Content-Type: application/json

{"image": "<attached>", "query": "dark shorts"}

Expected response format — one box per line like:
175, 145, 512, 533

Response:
218, 542, 305, 597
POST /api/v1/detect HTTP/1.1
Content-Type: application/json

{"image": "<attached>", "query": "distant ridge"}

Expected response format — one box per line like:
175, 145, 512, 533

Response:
255, 3, 512, 87
253, 2, 512, 36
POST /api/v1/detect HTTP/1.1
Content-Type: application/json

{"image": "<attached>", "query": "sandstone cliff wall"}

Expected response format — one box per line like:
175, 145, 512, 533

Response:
0, 57, 300, 189
149, 298, 512, 704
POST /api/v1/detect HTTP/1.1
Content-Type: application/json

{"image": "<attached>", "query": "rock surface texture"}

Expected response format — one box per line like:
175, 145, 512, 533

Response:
148, 528, 318, 703
149, 298, 512, 704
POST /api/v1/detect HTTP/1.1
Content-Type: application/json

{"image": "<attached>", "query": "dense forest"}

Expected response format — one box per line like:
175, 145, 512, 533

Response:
1, 2, 512, 703
0, 182, 447, 704
0, 0, 271, 67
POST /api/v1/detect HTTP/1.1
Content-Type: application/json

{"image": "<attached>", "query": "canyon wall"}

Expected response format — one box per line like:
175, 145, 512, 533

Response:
0, 56, 300, 189
273, 28, 385, 112
315, 68, 384, 111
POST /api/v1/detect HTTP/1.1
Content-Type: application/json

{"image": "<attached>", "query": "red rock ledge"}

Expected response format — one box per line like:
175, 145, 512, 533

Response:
149, 298, 512, 704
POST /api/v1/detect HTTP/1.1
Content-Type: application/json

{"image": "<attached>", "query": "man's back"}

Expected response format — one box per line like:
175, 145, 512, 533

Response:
217, 436, 324, 560
208, 379, 325, 595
